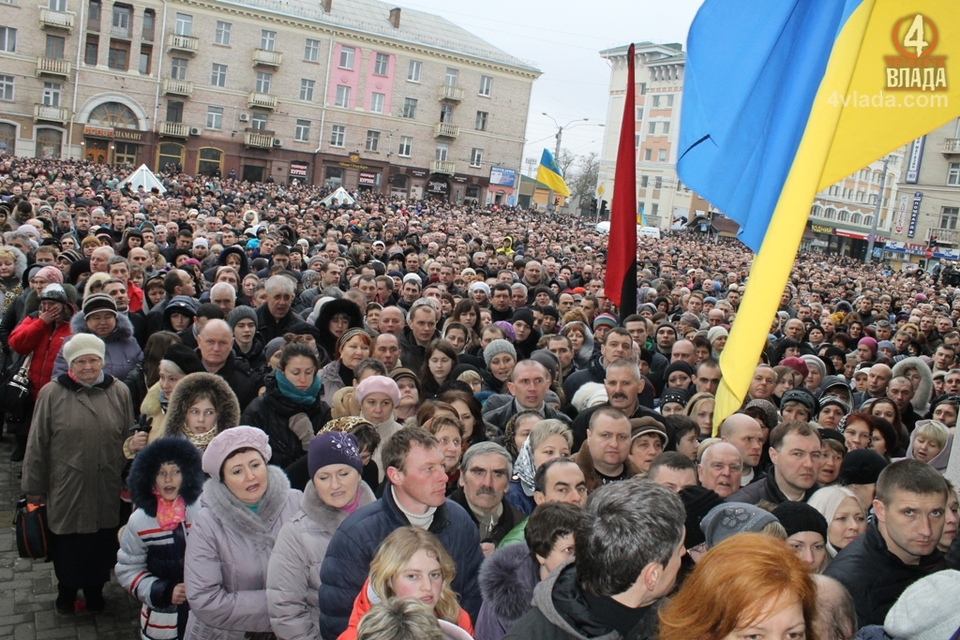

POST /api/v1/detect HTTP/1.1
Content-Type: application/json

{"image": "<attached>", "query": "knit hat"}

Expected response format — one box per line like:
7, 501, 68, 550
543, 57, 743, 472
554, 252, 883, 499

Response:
679, 312, 701, 329
354, 375, 401, 407
800, 355, 826, 379
884, 570, 960, 640
38, 282, 69, 305
659, 387, 690, 409
592, 313, 617, 330
663, 361, 695, 382
512, 307, 536, 327
162, 343, 204, 375
571, 382, 608, 413
201, 425, 272, 477
402, 273, 422, 287
193, 238, 209, 249
227, 306, 258, 331
82, 292, 117, 317
629, 417, 667, 445
63, 333, 105, 365
818, 396, 850, 415
57, 249, 84, 265
484, 339, 517, 367
264, 337, 286, 363
877, 340, 896, 353
745, 399, 780, 431
707, 326, 728, 345
493, 321, 516, 343
337, 327, 369, 353
679, 486, 725, 549
779, 356, 809, 379
701, 502, 779, 548
469, 281, 491, 297
530, 350, 560, 381
35, 265, 63, 285
838, 449, 888, 485
858, 336, 878, 356
389, 368, 422, 398
818, 428, 846, 448
308, 431, 363, 478
780, 388, 817, 416
772, 501, 828, 540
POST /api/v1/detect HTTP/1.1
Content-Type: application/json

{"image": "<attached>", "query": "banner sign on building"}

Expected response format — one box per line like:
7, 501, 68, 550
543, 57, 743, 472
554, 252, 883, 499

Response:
895, 194, 909, 234
907, 191, 923, 238
489, 166, 516, 187
905, 136, 925, 184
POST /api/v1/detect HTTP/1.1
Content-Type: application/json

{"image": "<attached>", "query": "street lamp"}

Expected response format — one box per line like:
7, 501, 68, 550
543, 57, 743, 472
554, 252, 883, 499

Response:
542, 112, 589, 159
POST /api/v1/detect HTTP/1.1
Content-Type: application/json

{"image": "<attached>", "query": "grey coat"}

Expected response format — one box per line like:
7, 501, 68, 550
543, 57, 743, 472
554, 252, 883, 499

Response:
266, 480, 376, 640
53, 312, 143, 381
184, 466, 302, 640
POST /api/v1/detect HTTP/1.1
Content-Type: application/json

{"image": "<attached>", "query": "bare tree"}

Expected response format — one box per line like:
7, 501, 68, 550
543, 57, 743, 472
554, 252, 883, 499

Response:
568, 152, 600, 203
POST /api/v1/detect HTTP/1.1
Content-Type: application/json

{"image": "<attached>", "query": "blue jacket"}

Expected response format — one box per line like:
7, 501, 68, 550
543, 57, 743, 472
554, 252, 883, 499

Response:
318, 485, 484, 640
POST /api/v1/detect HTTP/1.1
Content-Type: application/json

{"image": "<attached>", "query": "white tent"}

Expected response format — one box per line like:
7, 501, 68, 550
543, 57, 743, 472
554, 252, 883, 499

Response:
320, 186, 355, 206
119, 164, 166, 194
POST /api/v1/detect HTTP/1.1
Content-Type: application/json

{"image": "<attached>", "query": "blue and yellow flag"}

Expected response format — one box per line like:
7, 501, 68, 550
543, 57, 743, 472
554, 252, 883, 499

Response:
677, 0, 960, 430
536, 149, 570, 198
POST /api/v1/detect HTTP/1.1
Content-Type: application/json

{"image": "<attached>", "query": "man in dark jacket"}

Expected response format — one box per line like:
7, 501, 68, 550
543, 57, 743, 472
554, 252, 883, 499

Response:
727, 420, 821, 506
825, 459, 949, 627
449, 442, 525, 552
196, 319, 259, 411
483, 360, 571, 432
504, 479, 684, 640
570, 360, 662, 452
318, 427, 484, 640
256, 275, 312, 343
398, 300, 438, 372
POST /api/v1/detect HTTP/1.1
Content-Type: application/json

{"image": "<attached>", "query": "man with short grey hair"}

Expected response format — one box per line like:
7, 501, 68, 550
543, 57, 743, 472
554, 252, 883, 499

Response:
504, 479, 685, 639
209, 282, 236, 316
450, 442, 522, 554
256, 274, 311, 342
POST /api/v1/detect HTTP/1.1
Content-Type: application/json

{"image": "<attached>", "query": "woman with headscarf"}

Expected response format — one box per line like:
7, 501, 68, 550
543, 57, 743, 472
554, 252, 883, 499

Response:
506, 420, 572, 516
559, 321, 594, 369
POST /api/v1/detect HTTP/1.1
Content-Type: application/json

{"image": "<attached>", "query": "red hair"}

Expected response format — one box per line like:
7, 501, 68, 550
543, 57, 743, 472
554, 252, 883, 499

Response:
659, 533, 818, 640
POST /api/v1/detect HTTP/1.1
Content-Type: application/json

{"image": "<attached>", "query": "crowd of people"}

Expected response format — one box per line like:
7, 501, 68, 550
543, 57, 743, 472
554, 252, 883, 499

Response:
4, 153, 960, 640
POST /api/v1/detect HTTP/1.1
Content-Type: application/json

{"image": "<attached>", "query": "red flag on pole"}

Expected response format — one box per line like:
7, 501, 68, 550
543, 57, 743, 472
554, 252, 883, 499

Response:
604, 43, 638, 317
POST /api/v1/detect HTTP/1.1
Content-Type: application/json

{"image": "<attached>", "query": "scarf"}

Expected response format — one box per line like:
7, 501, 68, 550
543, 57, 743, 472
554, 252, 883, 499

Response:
67, 369, 105, 388
157, 387, 169, 413
276, 370, 321, 405
152, 489, 187, 531
342, 489, 362, 514
184, 425, 218, 451
337, 361, 355, 388
514, 439, 537, 497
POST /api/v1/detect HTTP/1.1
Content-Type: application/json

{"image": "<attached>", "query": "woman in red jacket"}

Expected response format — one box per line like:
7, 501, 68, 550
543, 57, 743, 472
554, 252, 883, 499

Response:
8, 282, 76, 460
339, 527, 473, 640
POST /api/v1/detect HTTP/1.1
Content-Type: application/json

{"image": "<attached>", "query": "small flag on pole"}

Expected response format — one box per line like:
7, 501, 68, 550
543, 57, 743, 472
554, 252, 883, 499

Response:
536, 149, 570, 198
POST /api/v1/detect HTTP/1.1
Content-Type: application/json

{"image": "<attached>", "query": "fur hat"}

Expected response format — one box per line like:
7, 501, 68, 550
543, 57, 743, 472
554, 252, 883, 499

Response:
63, 333, 105, 365
127, 438, 204, 514
162, 343, 204, 376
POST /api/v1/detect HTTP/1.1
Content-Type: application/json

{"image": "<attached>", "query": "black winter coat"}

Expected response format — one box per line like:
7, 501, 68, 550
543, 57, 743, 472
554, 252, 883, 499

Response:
726, 467, 818, 506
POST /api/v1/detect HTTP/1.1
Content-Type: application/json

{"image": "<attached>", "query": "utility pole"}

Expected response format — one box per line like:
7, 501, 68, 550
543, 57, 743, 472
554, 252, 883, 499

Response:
865, 154, 891, 265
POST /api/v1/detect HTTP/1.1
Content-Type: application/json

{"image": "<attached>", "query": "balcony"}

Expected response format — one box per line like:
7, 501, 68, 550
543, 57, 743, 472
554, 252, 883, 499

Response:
247, 92, 278, 110
36, 57, 72, 76
434, 122, 459, 139
166, 33, 199, 53
430, 160, 456, 175
942, 138, 960, 155
437, 84, 464, 102
252, 49, 283, 68
244, 132, 274, 149
159, 121, 190, 138
927, 227, 960, 247
110, 25, 131, 39
162, 78, 193, 96
40, 8, 75, 31
34, 104, 69, 122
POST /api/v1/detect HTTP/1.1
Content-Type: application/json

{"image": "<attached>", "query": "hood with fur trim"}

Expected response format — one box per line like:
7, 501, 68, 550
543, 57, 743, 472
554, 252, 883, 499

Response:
70, 308, 135, 343
164, 371, 241, 439
478, 541, 540, 627
127, 437, 205, 514
216, 245, 250, 278
891, 356, 934, 412
314, 297, 364, 357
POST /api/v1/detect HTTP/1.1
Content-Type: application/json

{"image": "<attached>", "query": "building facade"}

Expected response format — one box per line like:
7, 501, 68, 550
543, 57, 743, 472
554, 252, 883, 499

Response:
0, 0, 538, 202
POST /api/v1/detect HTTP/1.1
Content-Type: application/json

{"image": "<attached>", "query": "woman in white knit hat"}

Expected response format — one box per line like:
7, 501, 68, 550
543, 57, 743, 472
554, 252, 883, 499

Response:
21, 333, 136, 614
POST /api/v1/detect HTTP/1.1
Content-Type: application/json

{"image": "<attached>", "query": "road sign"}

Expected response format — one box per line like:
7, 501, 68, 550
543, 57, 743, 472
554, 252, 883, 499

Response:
597, 185, 604, 196
925, 247, 933, 258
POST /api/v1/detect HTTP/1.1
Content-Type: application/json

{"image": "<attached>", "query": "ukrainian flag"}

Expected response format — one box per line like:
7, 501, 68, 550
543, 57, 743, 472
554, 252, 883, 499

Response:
677, 0, 960, 430
536, 149, 571, 198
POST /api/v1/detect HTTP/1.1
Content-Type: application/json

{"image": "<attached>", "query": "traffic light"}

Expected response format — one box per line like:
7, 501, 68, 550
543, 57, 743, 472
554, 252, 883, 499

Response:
599, 200, 608, 218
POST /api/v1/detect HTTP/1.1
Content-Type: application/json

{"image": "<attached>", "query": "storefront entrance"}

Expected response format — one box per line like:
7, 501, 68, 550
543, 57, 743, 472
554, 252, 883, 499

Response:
85, 138, 109, 163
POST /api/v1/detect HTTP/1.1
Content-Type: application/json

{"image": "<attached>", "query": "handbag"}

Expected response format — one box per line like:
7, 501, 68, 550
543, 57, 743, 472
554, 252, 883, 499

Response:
14, 497, 51, 560
2, 353, 32, 422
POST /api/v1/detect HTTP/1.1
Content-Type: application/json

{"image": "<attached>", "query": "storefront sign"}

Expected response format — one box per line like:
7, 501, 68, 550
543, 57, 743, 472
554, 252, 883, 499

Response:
289, 163, 308, 178
905, 136, 925, 184
490, 166, 516, 187
452, 175, 469, 184
337, 160, 370, 170
426, 178, 448, 195
83, 126, 114, 138
113, 129, 143, 141
811, 224, 833, 234
409, 169, 428, 178
835, 229, 869, 240
358, 172, 378, 185
83, 125, 143, 141
908, 191, 923, 238
886, 241, 960, 260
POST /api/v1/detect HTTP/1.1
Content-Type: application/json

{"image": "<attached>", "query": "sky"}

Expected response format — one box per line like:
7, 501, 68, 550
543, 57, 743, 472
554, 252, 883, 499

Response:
398, 0, 704, 174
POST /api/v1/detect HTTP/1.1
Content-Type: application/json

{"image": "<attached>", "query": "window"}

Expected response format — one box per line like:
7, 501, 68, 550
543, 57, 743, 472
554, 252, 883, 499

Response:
651, 203, 659, 216
662, 121, 670, 135
402, 97, 417, 119
300, 78, 315, 101
170, 57, 187, 80
470, 148, 483, 168
139, 45, 151, 74
435, 143, 448, 161
444, 67, 458, 86
479, 75, 492, 96
635, 133, 640, 148
398, 135, 411, 157
250, 113, 267, 130
42, 82, 61, 107
111, 5, 130, 36
654, 176, 663, 189
941, 207, 959, 230
304, 38, 319, 62
373, 52, 388, 76
46, 35, 65, 59
640, 175, 648, 188
334, 84, 350, 107
260, 30, 276, 51
644, 148, 652, 161
636, 107, 643, 121
206, 106, 223, 129
108, 44, 128, 70
652, 95, 660, 107
475, 111, 487, 131
339, 46, 354, 70
329, 124, 345, 147
166, 100, 183, 123
174, 13, 192, 36
0, 27, 16, 53
638, 82, 646, 95
88, 1, 100, 21
948, 162, 960, 186
49, 0, 67, 10
142, 10, 154, 39
407, 60, 421, 82
215, 21, 231, 45
667, 95, 674, 107
440, 104, 453, 123
211, 63, 226, 87
84, 35, 98, 64
658, 149, 667, 162
365, 130, 380, 152
648, 121, 656, 135
255, 71, 271, 94
0, 75, 12, 101
295, 119, 310, 142
370, 92, 384, 113
198, 147, 223, 176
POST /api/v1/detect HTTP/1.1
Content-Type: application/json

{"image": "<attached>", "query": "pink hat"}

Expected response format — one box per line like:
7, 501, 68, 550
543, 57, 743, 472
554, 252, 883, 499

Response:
858, 336, 878, 355
354, 375, 401, 407
201, 426, 272, 477
35, 265, 63, 285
